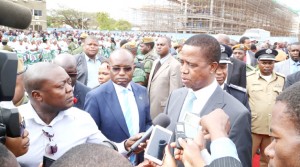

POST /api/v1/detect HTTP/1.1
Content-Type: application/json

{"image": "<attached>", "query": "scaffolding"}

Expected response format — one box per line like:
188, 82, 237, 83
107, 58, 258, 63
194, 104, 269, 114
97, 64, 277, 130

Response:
133, 0, 299, 36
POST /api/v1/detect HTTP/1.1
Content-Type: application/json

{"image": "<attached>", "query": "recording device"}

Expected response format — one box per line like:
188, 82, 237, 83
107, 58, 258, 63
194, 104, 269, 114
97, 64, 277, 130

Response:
43, 156, 55, 167
0, 1, 31, 143
0, 51, 22, 144
126, 113, 170, 157
175, 122, 186, 149
0, 0, 32, 29
144, 125, 173, 165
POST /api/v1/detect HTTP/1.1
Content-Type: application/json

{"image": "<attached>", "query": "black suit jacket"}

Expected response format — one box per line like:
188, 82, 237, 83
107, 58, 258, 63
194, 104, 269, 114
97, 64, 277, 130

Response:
227, 58, 247, 88
284, 71, 300, 89
207, 157, 242, 167
223, 83, 250, 111
73, 81, 91, 110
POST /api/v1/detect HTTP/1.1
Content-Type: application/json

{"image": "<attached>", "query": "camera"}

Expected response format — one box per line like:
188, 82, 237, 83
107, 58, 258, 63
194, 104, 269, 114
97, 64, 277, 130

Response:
0, 50, 22, 144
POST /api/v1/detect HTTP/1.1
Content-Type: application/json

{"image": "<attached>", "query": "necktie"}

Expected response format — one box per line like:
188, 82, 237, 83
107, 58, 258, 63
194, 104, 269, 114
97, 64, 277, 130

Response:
122, 89, 136, 165
122, 89, 134, 136
152, 61, 161, 80
179, 91, 197, 122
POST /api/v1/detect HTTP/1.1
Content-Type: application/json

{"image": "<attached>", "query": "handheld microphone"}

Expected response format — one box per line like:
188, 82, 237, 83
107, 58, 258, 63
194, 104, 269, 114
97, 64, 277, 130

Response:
0, 0, 32, 29
126, 113, 170, 157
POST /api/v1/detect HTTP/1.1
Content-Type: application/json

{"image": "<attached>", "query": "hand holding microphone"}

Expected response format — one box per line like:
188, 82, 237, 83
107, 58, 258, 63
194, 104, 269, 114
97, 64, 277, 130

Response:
126, 113, 170, 157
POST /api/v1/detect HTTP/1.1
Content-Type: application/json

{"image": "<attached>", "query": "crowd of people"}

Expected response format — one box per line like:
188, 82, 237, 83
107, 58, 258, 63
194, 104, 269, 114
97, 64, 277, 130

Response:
1, 28, 300, 167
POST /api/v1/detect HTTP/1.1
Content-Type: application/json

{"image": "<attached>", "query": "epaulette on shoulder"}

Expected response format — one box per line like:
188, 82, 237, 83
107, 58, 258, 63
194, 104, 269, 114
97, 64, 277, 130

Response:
247, 70, 256, 76
275, 72, 286, 78
228, 84, 247, 93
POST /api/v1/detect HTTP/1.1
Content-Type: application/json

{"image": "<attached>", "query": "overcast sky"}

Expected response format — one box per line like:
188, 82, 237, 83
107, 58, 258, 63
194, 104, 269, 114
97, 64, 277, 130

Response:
47, 0, 300, 19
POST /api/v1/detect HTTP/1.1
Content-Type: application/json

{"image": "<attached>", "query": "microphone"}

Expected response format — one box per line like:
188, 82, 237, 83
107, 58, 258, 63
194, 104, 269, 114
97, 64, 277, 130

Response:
0, 0, 32, 29
126, 113, 170, 157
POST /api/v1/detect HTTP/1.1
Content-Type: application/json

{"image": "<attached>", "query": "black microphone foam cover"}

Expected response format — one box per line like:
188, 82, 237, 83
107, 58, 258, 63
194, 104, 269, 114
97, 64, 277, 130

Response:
152, 113, 170, 128
0, 0, 32, 29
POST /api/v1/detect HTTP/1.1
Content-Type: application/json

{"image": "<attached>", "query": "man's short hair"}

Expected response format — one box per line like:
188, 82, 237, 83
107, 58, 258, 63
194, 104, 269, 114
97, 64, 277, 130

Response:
51, 143, 133, 167
184, 34, 221, 63
276, 82, 300, 134
0, 144, 18, 167
239, 36, 250, 44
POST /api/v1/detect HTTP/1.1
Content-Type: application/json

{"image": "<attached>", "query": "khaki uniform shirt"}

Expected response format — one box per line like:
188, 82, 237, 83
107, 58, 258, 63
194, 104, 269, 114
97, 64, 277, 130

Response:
247, 70, 285, 135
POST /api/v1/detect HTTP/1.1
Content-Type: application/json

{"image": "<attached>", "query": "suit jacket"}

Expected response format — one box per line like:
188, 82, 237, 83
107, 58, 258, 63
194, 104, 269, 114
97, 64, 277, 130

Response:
284, 70, 300, 89
84, 80, 152, 164
207, 157, 242, 167
147, 55, 182, 119
223, 83, 250, 111
75, 53, 106, 85
73, 81, 91, 110
227, 57, 247, 88
164, 86, 251, 167
274, 59, 292, 77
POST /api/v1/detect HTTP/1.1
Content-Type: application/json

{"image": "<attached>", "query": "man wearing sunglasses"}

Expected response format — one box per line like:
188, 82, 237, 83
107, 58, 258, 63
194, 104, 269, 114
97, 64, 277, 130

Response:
85, 49, 152, 165
17, 62, 144, 167
53, 53, 91, 110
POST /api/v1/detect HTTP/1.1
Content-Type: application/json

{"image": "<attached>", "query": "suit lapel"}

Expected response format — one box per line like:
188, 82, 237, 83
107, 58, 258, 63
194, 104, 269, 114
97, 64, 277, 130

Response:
227, 59, 233, 84
200, 86, 226, 117
171, 88, 188, 122
104, 81, 130, 137
131, 82, 143, 130
152, 56, 171, 81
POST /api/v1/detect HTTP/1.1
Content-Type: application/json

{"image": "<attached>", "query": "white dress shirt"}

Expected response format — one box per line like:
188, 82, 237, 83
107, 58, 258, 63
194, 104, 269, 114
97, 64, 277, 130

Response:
85, 54, 101, 88
17, 103, 126, 167
113, 83, 140, 136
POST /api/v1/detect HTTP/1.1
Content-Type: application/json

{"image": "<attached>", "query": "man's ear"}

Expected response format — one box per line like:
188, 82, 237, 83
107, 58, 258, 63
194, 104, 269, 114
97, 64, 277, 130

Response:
32, 90, 42, 102
210, 62, 219, 73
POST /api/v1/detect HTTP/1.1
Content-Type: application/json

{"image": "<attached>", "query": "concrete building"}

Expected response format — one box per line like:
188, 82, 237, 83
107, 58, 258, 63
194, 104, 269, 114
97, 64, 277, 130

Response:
132, 0, 299, 37
11, 0, 47, 31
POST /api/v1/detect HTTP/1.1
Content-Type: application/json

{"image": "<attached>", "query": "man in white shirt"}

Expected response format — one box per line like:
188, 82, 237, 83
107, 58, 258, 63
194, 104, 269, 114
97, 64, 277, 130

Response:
17, 62, 142, 167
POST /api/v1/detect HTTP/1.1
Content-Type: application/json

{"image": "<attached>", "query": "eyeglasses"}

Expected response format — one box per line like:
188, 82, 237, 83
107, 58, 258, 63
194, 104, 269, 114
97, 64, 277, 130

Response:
42, 126, 58, 155
20, 117, 26, 137
67, 72, 78, 77
17, 66, 28, 75
111, 66, 133, 73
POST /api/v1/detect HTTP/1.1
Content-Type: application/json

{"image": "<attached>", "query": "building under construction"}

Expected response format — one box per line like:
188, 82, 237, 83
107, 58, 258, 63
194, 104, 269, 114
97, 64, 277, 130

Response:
132, 0, 299, 37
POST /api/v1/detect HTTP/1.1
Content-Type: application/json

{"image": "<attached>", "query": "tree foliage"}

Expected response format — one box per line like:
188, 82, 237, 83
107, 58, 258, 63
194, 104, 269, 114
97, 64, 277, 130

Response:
47, 8, 132, 30
96, 12, 132, 31
47, 7, 97, 29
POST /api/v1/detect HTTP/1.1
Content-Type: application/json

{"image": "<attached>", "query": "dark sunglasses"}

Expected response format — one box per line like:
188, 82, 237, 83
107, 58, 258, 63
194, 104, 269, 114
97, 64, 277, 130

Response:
111, 66, 133, 73
42, 126, 58, 155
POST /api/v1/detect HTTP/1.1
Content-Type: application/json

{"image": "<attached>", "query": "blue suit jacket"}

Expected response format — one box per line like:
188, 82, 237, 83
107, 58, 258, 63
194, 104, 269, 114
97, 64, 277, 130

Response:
84, 80, 152, 142
73, 81, 91, 110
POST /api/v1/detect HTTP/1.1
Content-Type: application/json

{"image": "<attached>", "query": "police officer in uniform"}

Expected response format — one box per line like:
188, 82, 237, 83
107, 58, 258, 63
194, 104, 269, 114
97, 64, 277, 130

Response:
217, 44, 250, 110
247, 49, 285, 167
139, 37, 158, 86
122, 41, 147, 86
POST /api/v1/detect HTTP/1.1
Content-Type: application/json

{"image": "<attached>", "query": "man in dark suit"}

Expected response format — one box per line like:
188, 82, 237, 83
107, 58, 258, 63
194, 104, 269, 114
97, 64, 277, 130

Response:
284, 70, 300, 89
75, 36, 106, 88
217, 44, 250, 110
53, 54, 91, 110
216, 34, 247, 88
164, 34, 251, 167
84, 49, 152, 165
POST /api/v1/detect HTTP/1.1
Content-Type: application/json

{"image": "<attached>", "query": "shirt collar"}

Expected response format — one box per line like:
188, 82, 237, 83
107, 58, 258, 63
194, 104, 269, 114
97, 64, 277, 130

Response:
84, 53, 99, 62
188, 79, 218, 99
113, 82, 132, 93
159, 54, 171, 64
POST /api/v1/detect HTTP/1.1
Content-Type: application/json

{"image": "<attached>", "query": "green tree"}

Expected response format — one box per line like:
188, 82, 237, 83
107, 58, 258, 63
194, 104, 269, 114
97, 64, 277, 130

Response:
96, 12, 116, 30
115, 19, 132, 31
